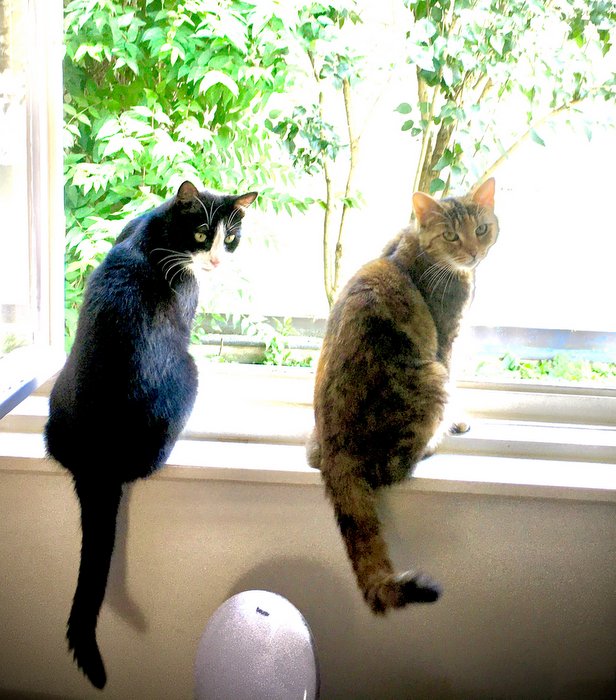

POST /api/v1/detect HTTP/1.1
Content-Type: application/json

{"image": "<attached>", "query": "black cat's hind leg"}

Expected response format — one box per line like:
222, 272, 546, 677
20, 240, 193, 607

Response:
67, 477, 123, 689
323, 455, 441, 613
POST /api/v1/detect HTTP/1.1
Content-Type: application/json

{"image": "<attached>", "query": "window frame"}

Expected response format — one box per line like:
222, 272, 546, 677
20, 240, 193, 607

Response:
0, 0, 64, 420
0, 2, 614, 502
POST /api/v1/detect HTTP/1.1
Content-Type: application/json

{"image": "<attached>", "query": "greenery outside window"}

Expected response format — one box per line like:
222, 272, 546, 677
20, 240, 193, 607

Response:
61, 0, 616, 390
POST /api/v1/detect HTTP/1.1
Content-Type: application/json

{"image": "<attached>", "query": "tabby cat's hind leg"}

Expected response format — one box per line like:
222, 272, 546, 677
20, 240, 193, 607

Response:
305, 429, 322, 470
323, 458, 441, 613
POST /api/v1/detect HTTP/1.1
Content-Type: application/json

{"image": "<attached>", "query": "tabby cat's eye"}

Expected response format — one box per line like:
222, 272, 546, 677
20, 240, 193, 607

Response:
224, 233, 236, 244
194, 231, 207, 243
475, 224, 488, 237
443, 230, 459, 242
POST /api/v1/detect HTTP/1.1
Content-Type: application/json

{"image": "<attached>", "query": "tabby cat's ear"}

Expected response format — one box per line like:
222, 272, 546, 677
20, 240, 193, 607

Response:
412, 191, 444, 227
472, 178, 495, 209
233, 192, 258, 209
176, 181, 200, 203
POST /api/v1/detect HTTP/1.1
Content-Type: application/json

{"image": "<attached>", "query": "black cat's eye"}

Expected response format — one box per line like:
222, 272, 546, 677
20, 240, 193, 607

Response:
443, 230, 459, 242
224, 233, 236, 244
475, 224, 488, 237
194, 231, 207, 243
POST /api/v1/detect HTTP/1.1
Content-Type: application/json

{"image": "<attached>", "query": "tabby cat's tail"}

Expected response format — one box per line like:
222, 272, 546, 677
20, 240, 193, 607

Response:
67, 478, 123, 690
324, 462, 442, 613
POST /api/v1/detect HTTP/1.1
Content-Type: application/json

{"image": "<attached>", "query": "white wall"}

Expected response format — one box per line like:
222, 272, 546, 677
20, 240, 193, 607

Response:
1, 464, 615, 700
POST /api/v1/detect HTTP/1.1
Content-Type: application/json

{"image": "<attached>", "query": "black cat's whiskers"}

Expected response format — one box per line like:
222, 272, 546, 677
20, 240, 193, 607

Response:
227, 208, 241, 230
192, 195, 208, 219
162, 258, 191, 280
151, 248, 193, 288
210, 202, 223, 224
167, 264, 190, 289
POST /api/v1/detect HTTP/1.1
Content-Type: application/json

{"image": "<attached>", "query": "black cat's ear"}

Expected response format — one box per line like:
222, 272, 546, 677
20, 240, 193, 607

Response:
233, 192, 258, 209
176, 181, 200, 204
412, 191, 444, 227
472, 178, 495, 209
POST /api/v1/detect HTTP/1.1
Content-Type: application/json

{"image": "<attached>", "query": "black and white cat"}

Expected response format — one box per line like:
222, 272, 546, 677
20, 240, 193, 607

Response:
44, 181, 257, 689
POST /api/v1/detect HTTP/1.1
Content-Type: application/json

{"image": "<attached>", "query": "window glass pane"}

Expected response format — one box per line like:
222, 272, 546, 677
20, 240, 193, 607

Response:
0, 0, 62, 417
60, 1, 614, 388
0, 0, 32, 359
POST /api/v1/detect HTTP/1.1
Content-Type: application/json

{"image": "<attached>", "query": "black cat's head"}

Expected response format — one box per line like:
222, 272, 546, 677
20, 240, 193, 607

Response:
161, 181, 258, 274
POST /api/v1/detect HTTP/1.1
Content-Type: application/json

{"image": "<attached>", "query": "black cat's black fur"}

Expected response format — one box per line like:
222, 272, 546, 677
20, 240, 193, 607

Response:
44, 181, 257, 689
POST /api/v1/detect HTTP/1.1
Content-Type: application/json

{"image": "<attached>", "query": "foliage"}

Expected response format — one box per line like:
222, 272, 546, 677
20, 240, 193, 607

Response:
261, 317, 314, 366
398, 0, 616, 197
62, 0, 616, 339
266, 0, 367, 306
1, 333, 29, 357
63, 0, 312, 342
192, 313, 314, 365
474, 352, 616, 384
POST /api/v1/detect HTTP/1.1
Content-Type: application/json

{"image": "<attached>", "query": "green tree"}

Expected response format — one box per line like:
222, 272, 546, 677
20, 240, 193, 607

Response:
267, 1, 374, 307
63, 0, 309, 341
398, 0, 616, 201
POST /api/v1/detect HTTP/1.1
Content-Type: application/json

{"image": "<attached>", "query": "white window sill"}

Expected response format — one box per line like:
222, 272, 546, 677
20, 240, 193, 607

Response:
0, 346, 65, 420
0, 362, 614, 504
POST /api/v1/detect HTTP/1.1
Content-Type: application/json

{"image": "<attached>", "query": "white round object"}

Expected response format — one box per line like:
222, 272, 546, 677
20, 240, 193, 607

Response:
194, 590, 319, 700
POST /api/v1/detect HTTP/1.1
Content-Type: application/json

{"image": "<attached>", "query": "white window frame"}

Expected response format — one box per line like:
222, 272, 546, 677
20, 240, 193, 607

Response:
0, 0, 65, 419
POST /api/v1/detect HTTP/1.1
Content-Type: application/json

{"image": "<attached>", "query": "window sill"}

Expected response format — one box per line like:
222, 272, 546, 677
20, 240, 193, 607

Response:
0, 346, 65, 420
0, 362, 614, 504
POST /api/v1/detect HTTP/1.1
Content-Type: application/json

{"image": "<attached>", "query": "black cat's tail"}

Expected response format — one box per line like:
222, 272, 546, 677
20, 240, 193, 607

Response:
67, 477, 123, 690
323, 456, 442, 613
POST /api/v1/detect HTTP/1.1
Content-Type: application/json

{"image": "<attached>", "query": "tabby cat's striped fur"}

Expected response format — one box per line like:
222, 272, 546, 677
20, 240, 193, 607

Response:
307, 179, 499, 612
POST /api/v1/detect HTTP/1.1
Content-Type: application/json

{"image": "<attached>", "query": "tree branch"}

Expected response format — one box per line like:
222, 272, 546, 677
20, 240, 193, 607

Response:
480, 97, 585, 183
333, 76, 360, 297
307, 49, 335, 307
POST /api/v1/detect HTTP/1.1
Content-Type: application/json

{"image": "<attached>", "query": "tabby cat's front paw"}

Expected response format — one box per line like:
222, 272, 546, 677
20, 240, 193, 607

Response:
365, 570, 442, 613
398, 570, 442, 604
449, 420, 470, 434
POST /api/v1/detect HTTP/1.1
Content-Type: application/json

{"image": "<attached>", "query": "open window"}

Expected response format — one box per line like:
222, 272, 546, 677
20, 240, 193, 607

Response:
1, 0, 613, 496
0, 0, 64, 419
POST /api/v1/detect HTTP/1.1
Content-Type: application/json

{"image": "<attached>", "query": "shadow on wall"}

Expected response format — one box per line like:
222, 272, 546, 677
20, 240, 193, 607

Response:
225, 557, 486, 700
105, 484, 149, 634
225, 556, 616, 700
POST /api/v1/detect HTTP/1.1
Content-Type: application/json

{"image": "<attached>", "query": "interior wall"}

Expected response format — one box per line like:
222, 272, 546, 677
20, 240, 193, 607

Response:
0, 466, 615, 700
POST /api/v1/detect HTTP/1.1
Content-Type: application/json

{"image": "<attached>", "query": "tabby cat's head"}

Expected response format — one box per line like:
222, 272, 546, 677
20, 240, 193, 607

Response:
162, 181, 257, 275
413, 178, 498, 272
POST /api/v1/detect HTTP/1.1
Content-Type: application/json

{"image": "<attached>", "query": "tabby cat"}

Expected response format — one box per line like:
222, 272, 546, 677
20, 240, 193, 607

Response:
307, 178, 498, 613
44, 181, 257, 688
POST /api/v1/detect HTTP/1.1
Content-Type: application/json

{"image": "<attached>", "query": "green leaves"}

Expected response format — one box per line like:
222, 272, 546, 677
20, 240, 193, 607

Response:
530, 129, 546, 147
62, 0, 310, 342
198, 71, 239, 97
399, 0, 616, 197
429, 178, 446, 194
